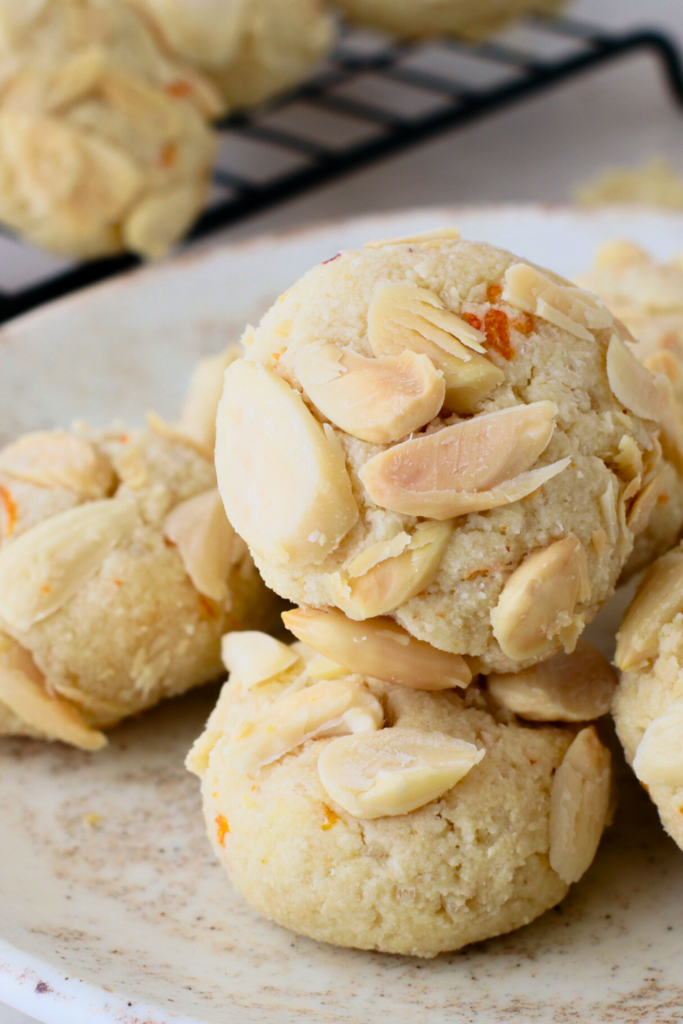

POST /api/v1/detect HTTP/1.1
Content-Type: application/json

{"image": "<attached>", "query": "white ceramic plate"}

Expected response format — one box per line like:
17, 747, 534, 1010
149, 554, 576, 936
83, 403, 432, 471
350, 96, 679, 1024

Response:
1, 206, 683, 1024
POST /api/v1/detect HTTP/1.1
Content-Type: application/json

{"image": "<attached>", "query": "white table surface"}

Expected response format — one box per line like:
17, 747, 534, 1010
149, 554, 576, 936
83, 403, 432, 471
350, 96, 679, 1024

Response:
3, 0, 683, 1021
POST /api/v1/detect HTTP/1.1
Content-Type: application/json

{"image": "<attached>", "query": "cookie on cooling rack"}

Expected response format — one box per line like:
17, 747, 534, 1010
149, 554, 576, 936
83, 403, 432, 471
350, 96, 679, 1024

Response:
131, 0, 334, 113
187, 630, 613, 956
332, 0, 567, 39
0, 0, 221, 259
214, 226, 668, 675
0, 345, 277, 751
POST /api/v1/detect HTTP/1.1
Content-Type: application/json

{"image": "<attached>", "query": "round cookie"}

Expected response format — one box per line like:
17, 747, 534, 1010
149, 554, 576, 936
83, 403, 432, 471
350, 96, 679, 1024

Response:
579, 241, 683, 577
131, 0, 334, 113
332, 0, 566, 40
0, 418, 277, 751
614, 543, 683, 851
0, 0, 220, 259
216, 227, 668, 674
187, 632, 613, 956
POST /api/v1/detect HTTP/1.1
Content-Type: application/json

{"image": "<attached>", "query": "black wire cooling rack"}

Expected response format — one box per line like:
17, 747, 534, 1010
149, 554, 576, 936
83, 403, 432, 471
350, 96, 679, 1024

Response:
1, 10, 682, 324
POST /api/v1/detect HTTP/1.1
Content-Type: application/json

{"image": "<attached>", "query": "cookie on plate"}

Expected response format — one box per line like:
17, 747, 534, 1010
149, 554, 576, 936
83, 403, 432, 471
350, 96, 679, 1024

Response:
215, 227, 668, 675
332, 0, 566, 39
0, 362, 277, 750
614, 543, 683, 851
0, 0, 221, 259
579, 241, 683, 576
187, 631, 613, 956
131, 0, 334, 113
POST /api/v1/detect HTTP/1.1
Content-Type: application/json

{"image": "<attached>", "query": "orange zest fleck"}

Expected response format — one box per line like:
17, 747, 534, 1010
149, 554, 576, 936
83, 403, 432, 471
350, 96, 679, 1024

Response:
464, 568, 489, 580
118, 434, 131, 444
484, 309, 514, 361
215, 814, 230, 846
461, 312, 482, 332
487, 283, 503, 303
40, 585, 51, 594
512, 313, 534, 337
658, 493, 670, 505
111, 578, 123, 587
198, 594, 219, 619
159, 141, 177, 168
0, 486, 17, 538
321, 805, 339, 831
165, 79, 192, 98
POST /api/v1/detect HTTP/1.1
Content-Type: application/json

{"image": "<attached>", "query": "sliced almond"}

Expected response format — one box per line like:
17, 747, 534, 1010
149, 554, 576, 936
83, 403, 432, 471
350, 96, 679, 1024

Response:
0, 431, 115, 498
147, 411, 213, 461
627, 472, 664, 535
215, 360, 359, 567
326, 521, 452, 620
317, 728, 484, 819
360, 401, 560, 519
633, 695, 683, 786
295, 344, 445, 444
307, 654, 349, 680
606, 335, 662, 421
549, 727, 611, 884
47, 47, 104, 110
613, 435, 643, 482
368, 281, 503, 413
599, 479, 619, 544
282, 606, 471, 690
615, 548, 683, 670
644, 350, 683, 389
229, 678, 383, 773
176, 342, 243, 450
221, 631, 300, 689
0, 634, 106, 751
0, 499, 137, 631
365, 226, 461, 249
491, 535, 591, 663
487, 640, 616, 722
164, 488, 241, 603
503, 264, 612, 339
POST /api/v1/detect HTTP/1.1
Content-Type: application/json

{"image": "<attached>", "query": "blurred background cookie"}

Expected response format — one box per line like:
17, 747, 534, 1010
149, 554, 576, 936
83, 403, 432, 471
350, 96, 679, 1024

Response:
0, 0, 221, 259
130, 0, 334, 113
331, 0, 567, 39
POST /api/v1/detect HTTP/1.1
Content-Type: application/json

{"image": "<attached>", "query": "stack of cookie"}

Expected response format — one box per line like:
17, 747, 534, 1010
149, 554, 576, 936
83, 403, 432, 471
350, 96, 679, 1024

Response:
185, 227, 683, 955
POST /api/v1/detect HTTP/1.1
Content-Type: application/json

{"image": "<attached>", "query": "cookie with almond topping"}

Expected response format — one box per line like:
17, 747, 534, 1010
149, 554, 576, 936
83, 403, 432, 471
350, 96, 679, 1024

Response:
215, 228, 666, 674
332, 0, 567, 40
131, 0, 333, 114
0, 0, 219, 259
187, 631, 612, 956
0, 405, 277, 751
613, 543, 683, 851
579, 241, 683, 577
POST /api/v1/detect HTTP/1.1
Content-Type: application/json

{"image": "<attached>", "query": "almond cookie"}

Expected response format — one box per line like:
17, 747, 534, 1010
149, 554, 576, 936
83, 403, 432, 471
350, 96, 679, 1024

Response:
215, 228, 666, 674
614, 543, 683, 851
332, 0, 566, 39
579, 241, 683, 576
0, 0, 220, 259
0, 413, 277, 751
187, 632, 612, 956
131, 0, 333, 113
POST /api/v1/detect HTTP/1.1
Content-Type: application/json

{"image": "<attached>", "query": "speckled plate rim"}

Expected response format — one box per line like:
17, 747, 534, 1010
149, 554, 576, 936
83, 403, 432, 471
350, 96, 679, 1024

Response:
2, 203, 683, 1024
